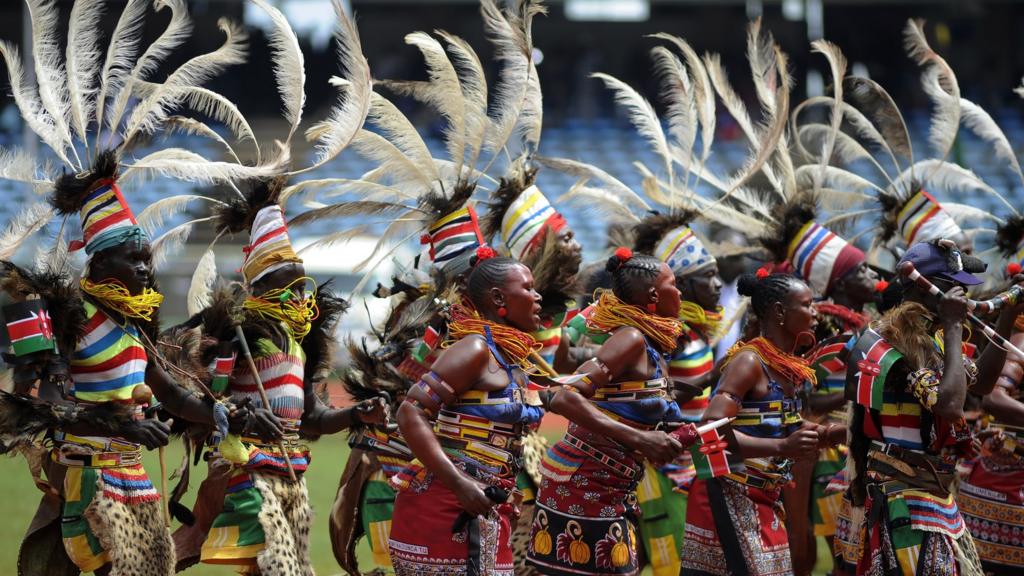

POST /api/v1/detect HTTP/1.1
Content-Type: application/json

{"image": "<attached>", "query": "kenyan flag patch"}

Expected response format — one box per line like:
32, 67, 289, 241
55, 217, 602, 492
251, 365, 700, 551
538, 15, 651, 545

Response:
3, 300, 56, 357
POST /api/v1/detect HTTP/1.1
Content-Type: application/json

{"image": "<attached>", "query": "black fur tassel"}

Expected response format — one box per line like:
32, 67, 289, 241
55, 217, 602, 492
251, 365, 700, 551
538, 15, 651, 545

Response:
760, 195, 818, 265
50, 150, 119, 216
303, 281, 350, 383
631, 210, 698, 256
996, 215, 1024, 257
213, 177, 288, 236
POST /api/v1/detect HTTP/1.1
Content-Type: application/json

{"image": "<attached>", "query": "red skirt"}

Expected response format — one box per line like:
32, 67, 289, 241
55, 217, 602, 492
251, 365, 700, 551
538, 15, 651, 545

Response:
680, 477, 793, 576
389, 475, 516, 575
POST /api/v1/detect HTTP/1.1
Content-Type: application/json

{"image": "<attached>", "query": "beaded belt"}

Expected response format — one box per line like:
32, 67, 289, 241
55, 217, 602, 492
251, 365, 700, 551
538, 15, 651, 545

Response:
564, 433, 640, 480
53, 448, 142, 468
592, 377, 669, 402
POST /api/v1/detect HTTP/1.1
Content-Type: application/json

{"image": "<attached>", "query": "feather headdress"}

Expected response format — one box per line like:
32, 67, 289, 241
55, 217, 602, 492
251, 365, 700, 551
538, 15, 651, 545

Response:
286, 1, 547, 293
792, 19, 1003, 255
542, 21, 792, 277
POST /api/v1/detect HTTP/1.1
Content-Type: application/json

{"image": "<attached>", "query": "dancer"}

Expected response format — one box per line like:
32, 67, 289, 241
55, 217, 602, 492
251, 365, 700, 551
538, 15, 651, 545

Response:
527, 249, 690, 576
838, 240, 1022, 575
387, 251, 544, 575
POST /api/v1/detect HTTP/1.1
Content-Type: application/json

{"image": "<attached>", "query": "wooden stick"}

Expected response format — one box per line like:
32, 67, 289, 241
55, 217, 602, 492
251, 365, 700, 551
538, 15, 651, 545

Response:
529, 351, 558, 378
234, 326, 297, 482
159, 446, 170, 526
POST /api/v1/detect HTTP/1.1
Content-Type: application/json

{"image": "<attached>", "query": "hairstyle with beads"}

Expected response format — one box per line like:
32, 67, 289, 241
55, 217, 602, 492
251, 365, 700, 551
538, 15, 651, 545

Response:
737, 272, 805, 320
605, 249, 662, 305
466, 256, 523, 311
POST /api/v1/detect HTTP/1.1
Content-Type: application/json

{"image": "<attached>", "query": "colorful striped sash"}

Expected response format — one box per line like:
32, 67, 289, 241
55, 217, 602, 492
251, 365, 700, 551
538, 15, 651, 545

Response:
230, 335, 305, 424
70, 301, 147, 403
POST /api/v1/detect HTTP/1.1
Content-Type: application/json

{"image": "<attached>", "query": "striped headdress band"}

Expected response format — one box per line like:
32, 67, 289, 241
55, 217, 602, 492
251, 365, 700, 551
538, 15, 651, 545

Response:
68, 179, 146, 255
655, 225, 715, 278
241, 205, 302, 284
422, 203, 485, 273
896, 190, 962, 246
500, 185, 566, 260
786, 221, 864, 296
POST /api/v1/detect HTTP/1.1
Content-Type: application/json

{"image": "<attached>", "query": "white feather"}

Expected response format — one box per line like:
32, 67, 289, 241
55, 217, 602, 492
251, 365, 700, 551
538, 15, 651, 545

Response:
250, 0, 305, 143
364, 92, 439, 183
535, 156, 650, 212
162, 116, 241, 163
795, 165, 883, 196
941, 202, 1004, 226
0, 41, 71, 165
650, 33, 715, 163
65, 0, 107, 143
556, 184, 642, 224
958, 98, 1022, 212
400, 32, 466, 172
919, 66, 961, 162
0, 148, 52, 188
150, 217, 214, 271
350, 129, 433, 190
94, 0, 149, 142
105, 0, 193, 136
0, 202, 53, 261
122, 148, 282, 186
136, 194, 225, 236
187, 249, 217, 316
891, 159, 997, 201
25, 0, 74, 159
437, 31, 488, 170
650, 47, 696, 169
123, 18, 248, 142
301, 3, 370, 171
592, 72, 674, 188
481, 0, 531, 155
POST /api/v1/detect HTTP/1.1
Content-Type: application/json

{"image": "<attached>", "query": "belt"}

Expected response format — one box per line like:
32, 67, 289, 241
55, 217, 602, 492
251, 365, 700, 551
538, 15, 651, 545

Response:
592, 378, 668, 402
435, 411, 524, 438
723, 472, 780, 491
241, 435, 309, 453
866, 441, 955, 496
564, 433, 640, 480
437, 435, 518, 465
52, 448, 142, 468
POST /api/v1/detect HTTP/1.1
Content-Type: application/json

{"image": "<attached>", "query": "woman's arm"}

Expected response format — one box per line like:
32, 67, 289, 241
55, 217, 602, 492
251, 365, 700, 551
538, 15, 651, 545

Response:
981, 332, 1024, 425
704, 351, 819, 459
396, 336, 495, 516
549, 327, 681, 463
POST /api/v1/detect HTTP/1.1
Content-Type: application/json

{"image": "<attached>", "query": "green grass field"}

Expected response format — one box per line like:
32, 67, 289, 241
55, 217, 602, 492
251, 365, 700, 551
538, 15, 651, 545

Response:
0, 430, 833, 575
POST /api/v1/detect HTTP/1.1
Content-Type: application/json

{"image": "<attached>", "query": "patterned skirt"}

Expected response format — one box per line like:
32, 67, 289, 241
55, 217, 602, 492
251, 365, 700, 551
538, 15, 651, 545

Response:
959, 452, 1024, 571
835, 484, 983, 576
61, 464, 172, 575
389, 473, 517, 575
526, 425, 643, 576
680, 476, 792, 576
201, 466, 313, 575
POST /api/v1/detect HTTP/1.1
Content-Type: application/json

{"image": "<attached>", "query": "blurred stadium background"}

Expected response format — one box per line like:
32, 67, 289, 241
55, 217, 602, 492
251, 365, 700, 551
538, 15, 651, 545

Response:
1, 1, 1024, 574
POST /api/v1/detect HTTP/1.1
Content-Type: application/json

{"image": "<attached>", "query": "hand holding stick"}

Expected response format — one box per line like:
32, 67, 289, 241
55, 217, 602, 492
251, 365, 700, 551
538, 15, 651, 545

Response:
234, 326, 297, 482
898, 262, 1024, 359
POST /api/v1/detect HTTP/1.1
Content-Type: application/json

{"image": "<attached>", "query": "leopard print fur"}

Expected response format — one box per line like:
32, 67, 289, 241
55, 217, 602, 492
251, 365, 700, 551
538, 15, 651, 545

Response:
88, 477, 175, 576
253, 474, 314, 576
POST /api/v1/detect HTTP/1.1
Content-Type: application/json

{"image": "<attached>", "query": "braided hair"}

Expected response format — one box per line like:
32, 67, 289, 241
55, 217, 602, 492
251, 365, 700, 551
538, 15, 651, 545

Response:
737, 269, 804, 320
605, 248, 662, 305
466, 248, 522, 311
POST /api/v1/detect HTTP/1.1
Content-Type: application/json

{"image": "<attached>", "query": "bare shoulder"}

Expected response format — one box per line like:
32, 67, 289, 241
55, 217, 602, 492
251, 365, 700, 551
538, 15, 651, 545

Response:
431, 335, 491, 381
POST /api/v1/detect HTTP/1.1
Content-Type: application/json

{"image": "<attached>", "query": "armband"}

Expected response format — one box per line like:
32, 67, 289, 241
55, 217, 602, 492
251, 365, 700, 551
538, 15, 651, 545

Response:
716, 390, 743, 406
403, 371, 456, 416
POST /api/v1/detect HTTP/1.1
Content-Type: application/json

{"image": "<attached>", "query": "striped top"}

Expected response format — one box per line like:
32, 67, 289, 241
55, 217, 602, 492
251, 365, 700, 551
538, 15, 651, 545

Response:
230, 334, 306, 426
70, 301, 148, 403
670, 327, 714, 423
